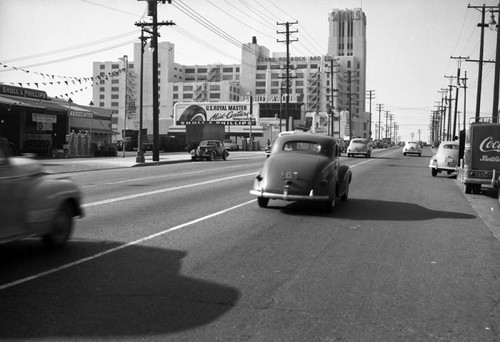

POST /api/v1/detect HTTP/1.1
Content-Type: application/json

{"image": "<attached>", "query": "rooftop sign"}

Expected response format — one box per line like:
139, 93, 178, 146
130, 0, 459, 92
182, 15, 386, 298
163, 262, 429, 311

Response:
0, 84, 48, 100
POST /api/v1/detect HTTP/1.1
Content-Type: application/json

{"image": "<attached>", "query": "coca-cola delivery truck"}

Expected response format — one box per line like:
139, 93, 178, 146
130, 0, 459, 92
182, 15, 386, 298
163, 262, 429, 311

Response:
459, 118, 500, 194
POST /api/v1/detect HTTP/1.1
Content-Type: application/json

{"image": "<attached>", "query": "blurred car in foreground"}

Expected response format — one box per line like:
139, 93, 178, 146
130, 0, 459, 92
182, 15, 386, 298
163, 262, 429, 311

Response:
429, 141, 459, 177
0, 139, 84, 248
347, 138, 372, 158
403, 141, 422, 156
250, 134, 351, 211
223, 139, 239, 151
191, 139, 228, 161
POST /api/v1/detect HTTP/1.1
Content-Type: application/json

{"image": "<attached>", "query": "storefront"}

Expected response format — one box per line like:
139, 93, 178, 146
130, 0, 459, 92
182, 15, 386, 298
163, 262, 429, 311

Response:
0, 85, 112, 157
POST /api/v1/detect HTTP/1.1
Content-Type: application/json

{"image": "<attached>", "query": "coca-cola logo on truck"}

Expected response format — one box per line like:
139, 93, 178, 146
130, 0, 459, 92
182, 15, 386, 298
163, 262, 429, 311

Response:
479, 136, 500, 153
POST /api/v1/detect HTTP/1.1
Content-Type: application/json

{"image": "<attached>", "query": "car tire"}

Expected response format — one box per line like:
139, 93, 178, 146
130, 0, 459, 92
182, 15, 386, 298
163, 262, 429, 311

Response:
43, 202, 73, 248
257, 197, 269, 208
222, 151, 228, 160
431, 169, 438, 177
472, 184, 481, 194
465, 184, 472, 194
208, 152, 215, 161
403, 152, 406, 156
341, 181, 349, 201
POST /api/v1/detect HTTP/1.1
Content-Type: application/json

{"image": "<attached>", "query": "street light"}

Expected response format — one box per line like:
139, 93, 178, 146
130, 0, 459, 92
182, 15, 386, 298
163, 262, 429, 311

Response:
119, 55, 128, 158
247, 92, 253, 151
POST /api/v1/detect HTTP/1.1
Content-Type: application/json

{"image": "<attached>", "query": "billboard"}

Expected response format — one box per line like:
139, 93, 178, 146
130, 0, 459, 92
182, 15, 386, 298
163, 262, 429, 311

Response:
174, 102, 258, 126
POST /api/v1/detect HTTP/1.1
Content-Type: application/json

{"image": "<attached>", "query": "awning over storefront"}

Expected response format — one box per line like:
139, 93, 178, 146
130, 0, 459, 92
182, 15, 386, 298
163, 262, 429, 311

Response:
0, 95, 67, 112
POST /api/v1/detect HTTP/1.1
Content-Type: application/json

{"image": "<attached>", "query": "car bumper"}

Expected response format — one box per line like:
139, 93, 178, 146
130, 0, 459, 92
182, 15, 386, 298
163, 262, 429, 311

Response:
250, 189, 329, 201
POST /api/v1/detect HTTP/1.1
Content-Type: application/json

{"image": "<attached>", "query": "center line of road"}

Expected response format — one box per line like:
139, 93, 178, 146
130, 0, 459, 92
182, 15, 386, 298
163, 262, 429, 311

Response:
349, 149, 400, 168
83, 172, 256, 208
0, 199, 256, 291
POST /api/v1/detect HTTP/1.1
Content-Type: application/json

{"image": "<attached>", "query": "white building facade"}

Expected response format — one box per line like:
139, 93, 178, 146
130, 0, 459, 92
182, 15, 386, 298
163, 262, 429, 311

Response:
92, 8, 368, 142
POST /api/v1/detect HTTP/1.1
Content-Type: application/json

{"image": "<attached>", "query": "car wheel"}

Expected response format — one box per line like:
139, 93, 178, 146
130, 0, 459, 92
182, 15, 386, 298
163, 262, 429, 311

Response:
403, 152, 406, 156
418, 153, 421, 157
431, 169, 438, 177
341, 181, 349, 201
465, 184, 472, 194
472, 184, 481, 194
257, 197, 269, 208
222, 151, 228, 160
43, 202, 73, 248
208, 152, 215, 161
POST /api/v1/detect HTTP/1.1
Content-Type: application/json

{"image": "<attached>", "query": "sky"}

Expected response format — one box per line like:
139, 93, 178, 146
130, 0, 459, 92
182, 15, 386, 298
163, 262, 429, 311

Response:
0, 0, 499, 142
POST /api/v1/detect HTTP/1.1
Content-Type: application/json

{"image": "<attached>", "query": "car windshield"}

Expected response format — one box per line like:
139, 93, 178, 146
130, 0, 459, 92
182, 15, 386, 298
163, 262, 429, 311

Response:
283, 141, 323, 154
200, 141, 216, 147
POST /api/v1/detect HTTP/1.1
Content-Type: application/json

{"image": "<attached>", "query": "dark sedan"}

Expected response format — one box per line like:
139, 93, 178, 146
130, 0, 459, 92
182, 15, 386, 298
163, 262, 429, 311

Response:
250, 134, 351, 211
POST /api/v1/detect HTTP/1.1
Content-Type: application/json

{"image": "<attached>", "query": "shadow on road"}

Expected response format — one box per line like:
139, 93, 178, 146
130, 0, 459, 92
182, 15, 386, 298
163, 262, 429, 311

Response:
281, 198, 475, 221
0, 240, 240, 339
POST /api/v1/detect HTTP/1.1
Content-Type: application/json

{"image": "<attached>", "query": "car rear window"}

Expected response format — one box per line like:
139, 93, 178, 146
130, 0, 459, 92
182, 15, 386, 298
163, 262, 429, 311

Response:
283, 141, 323, 154
442, 144, 458, 150
407, 142, 418, 147
200, 141, 216, 147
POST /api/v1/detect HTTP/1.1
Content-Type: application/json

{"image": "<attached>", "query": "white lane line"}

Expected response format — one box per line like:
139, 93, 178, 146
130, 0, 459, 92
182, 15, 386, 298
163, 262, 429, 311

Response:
82, 164, 252, 188
349, 149, 400, 169
0, 199, 256, 291
83, 172, 256, 208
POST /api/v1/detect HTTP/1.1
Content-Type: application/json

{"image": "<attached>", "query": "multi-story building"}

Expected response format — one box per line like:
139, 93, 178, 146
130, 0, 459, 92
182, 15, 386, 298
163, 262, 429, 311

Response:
92, 8, 368, 143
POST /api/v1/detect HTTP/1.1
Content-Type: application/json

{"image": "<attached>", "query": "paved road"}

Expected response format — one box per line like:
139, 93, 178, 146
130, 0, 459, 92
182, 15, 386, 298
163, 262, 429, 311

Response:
2, 147, 499, 341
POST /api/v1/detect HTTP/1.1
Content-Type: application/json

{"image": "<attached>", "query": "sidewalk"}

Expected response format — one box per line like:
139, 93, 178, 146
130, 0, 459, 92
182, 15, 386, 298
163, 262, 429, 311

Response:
41, 151, 265, 174
41, 152, 193, 174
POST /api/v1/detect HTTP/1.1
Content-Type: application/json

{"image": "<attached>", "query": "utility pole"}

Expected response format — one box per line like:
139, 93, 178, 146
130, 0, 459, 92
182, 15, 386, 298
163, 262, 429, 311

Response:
141, 0, 175, 161
450, 56, 468, 138
467, 4, 496, 120
460, 71, 468, 130
376, 104, 384, 140
444, 75, 456, 140
329, 57, 339, 137
119, 55, 128, 158
384, 110, 390, 139
277, 21, 298, 131
366, 90, 375, 140
438, 89, 448, 140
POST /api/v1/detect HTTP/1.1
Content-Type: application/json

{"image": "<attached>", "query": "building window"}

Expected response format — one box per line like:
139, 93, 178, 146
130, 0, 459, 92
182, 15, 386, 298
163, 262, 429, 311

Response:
99, 87, 105, 92
256, 81, 266, 87
111, 87, 119, 92
210, 93, 220, 99
223, 67, 233, 72
183, 85, 193, 91
210, 85, 220, 91
257, 65, 267, 70
185, 68, 195, 73
112, 79, 119, 84
256, 74, 266, 79
100, 94, 105, 99
184, 93, 193, 99
173, 85, 178, 91
111, 94, 119, 99
112, 64, 119, 69
223, 75, 233, 80
111, 102, 119, 107
198, 68, 207, 73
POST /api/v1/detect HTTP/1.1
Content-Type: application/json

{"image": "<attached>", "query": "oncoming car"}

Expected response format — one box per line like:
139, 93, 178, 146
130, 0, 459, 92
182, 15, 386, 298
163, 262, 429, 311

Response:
250, 134, 352, 211
429, 140, 459, 177
347, 138, 372, 158
403, 141, 422, 156
0, 139, 84, 248
191, 139, 228, 161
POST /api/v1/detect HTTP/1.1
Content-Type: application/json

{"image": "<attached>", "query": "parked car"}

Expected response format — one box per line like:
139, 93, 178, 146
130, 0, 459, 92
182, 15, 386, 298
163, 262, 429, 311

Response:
429, 140, 459, 177
223, 139, 239, 151
347, 138, 372, 158
0, 138, 84, 248
403, 141, 422, 156
250, 134, 352, 211
191, 139, 229, 161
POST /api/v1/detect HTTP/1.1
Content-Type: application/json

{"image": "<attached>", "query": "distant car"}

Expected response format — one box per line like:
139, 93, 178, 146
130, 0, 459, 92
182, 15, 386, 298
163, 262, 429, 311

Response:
347, 138, 372, 158
403, 141, 422, 156
223, 139, 239, 151
191, 139, 228, 161
429, 140, 459, 177
250, 134, 352, 211
0, 139, 84, 248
